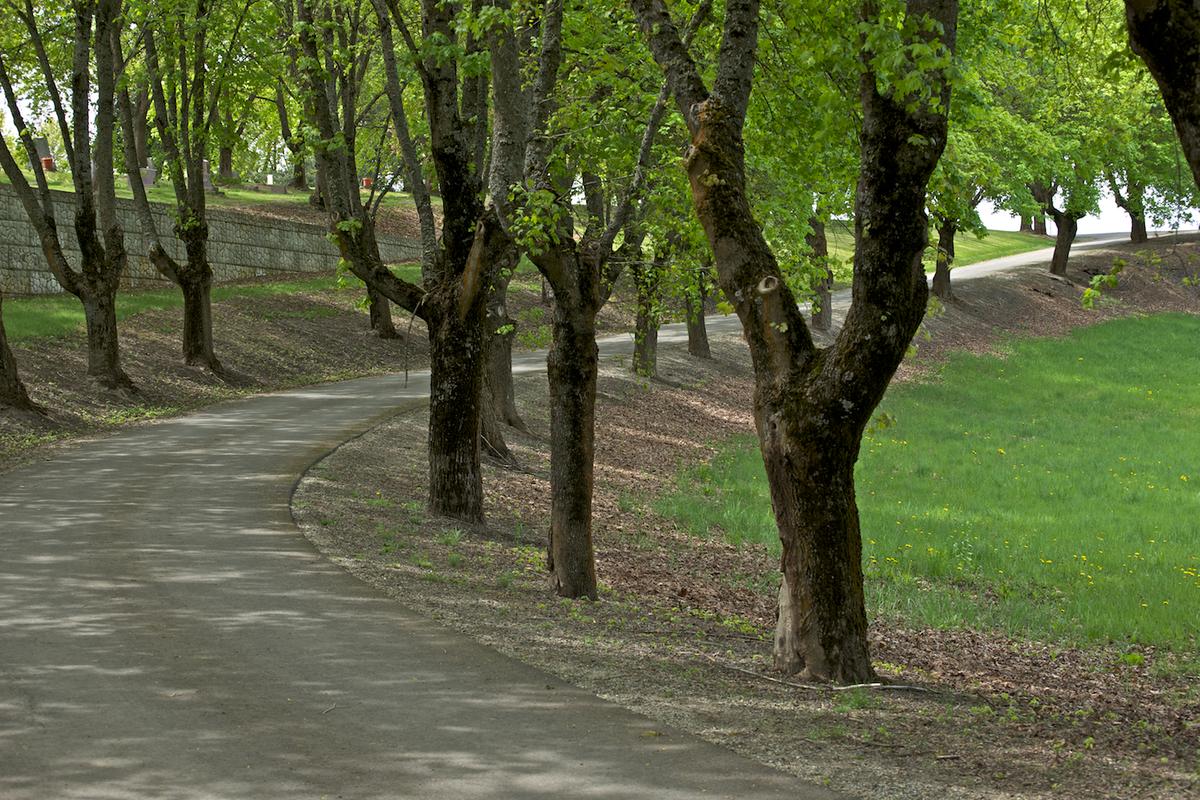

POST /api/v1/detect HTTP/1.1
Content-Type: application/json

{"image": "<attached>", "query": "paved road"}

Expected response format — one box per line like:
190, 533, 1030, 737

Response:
0, 235, 1128, 799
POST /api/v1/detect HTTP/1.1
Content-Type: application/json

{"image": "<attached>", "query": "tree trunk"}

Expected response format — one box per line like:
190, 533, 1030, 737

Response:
546, 304, 599, 600
0, 295, 33, 411
1127, 1, 1200, 191
486, 281, 528, 432
807, 218, 833, 332
931, 218, 956, 301
179, 274, 221, 369
80, 282, 133, 390
769, 426, 873, 681
218, 146, 234, 181
426, 304, 486, 523
1049, 211, 1079, 276
632, 256, 661, 378
685, 265, 711, 359
133, 88, 151, 169
367, 286, 399, 339
177, 225, 225, 372
1033, 215, 1047, 236
290, 155, 307, 190
1019, 215, 1033, 233
1130, 213, 1149, 243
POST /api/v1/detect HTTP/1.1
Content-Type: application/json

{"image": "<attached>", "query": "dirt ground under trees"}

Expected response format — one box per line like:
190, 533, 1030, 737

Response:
292, 237, 1200, 800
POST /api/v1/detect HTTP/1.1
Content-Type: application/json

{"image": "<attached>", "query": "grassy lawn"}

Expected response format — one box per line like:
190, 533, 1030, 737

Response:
658, 314, 1200, 650
825, 221, 1049, 270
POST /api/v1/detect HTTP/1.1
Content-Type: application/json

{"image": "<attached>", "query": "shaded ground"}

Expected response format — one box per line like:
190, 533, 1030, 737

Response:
292, 237, 1200, 800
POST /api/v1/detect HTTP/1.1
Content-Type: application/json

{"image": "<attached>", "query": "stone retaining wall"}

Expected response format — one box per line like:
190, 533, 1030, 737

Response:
0, 184, 420, 295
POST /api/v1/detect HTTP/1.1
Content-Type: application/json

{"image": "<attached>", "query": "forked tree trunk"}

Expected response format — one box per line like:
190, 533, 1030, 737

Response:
629, 0, 957, 684
931, 218, 956, 301
807, 217, 833, 331
367, 286, 399, 339
426, 302, 487, 523
632, 256, 661, 377
1033, 215, 1047, 236
685, 265, 711, 359
1050, 211, 1079, 276
1019, 215, 1033, 233
546, 304, 599, 599
0, 295, 33, 410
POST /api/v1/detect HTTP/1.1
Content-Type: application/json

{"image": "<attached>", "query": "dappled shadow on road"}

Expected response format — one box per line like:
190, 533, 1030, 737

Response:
0, 378, 818, 799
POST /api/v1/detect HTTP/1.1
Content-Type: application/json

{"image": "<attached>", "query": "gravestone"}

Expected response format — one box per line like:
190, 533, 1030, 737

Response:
201, 160, 218, 193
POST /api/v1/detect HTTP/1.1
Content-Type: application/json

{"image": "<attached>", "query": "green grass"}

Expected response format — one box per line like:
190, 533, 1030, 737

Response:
658, 314, 1200, 649
3, 276, 347, 341
825, 221, 1049, 271
2, 262, 429, 341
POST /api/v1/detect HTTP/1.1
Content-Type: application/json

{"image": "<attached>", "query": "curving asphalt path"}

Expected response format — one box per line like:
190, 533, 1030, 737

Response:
0, 234, 1128, 799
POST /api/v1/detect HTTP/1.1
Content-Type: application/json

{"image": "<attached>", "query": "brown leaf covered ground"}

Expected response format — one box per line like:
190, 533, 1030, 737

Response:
292, 237, 1200, 800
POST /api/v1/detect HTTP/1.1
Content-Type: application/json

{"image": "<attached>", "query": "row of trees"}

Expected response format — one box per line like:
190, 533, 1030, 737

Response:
2, 0, 1199, 682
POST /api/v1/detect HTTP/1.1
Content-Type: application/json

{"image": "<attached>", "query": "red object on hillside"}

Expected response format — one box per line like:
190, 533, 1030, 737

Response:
361, 177, 373, 188
40, 156, 56, 172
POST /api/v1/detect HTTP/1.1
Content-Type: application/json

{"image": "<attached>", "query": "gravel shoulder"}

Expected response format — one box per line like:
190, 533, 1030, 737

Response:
292, 238, 1200, 800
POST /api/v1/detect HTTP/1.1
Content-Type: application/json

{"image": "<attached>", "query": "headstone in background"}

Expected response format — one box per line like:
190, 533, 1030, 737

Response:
140, 160, 157, 188
202, 159, 218, 193
33, 137, 56, 172
266, 173, 274, 186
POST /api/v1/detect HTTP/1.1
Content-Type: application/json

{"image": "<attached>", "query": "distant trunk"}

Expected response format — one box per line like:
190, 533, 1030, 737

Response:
291, 156, 307, 190
1130, 214, 1149, 243
685, 264, 712, 359
931, 218, 956, 301
807, 217, 833, 331
0, 295, 33, 410
485, 265, 527, 432
546, 303, 599, 599
1019, 215, 1033, 233
367, 286, 399, 339
1033, 215, 1047, 236
1049, 211, 1079, 276
218, 146, 234, 181
632, 253, 662, 378
133, 89, 151, 169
